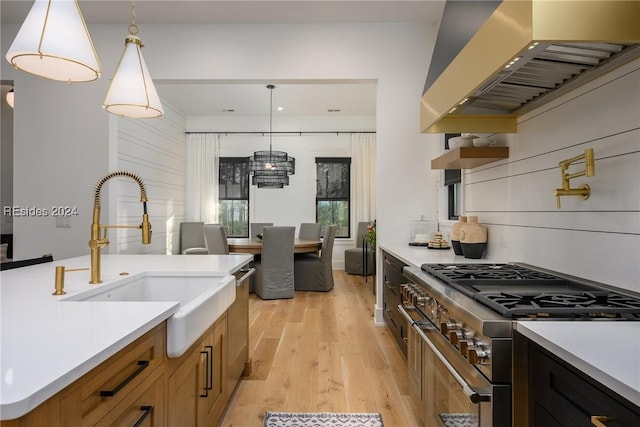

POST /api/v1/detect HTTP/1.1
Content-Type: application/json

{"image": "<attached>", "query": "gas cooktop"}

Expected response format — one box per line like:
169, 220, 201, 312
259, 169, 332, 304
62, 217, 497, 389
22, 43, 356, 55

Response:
420, 263, 640, 319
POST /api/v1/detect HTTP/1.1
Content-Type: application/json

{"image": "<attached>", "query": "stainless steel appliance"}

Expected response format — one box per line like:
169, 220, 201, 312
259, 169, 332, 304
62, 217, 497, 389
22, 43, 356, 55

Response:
399, 263, 640, 427
227, 265, 255, 394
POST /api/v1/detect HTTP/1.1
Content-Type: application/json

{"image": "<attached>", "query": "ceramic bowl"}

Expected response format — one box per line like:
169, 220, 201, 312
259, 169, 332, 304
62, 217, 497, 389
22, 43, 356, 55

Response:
448, 134, 477, 149
473, 137, 496, 147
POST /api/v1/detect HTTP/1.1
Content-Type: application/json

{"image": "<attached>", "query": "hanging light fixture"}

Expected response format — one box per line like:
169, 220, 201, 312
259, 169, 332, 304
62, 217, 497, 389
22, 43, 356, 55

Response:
103, 0, 163, 118
248, 85, 295, 188
5, 0, 101, 83
6, 89, 15, 109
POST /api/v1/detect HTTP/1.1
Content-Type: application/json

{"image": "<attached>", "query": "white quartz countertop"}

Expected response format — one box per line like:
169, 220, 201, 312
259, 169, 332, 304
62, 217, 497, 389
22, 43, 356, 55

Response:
0, 254, 252, 420
378, 241, 506, 268
516, 322, 640, 407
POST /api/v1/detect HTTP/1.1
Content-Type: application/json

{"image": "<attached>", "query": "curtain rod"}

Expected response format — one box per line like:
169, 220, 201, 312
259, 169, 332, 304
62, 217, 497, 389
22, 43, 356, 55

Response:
185, 131, 376, 135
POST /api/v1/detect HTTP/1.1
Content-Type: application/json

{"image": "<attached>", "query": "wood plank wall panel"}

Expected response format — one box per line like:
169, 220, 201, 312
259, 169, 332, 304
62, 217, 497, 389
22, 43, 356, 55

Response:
463, 59, 640, 292
112, 103, 187, 255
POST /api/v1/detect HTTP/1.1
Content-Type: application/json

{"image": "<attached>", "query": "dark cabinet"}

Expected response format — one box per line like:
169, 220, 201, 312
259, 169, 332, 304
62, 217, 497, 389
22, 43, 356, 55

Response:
382, 250, 407, 356
527, 339, 640, 427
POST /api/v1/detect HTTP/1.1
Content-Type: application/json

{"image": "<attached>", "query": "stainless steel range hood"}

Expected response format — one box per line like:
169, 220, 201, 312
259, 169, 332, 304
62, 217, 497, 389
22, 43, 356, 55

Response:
420, 0, 640, 134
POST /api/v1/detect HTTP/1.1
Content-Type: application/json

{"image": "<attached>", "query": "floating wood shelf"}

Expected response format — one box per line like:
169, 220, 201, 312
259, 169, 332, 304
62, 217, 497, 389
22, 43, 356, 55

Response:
431, 147, 509, 170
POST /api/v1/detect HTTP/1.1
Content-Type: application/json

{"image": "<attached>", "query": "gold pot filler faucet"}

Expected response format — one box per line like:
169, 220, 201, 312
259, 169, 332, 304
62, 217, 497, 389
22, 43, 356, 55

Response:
88, 171, 152, 284
554, 148, 595, 209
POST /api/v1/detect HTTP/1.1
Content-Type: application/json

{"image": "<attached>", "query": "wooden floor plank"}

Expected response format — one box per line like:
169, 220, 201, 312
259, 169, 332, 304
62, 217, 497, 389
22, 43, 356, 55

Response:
219, 270, 421, 427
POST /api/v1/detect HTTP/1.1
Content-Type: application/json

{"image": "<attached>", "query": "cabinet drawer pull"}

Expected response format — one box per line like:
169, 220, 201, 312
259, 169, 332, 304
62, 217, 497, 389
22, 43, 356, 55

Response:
205, 345, 213, 391
100, 360, 150, 397
200, 349, 210, 397
133, 405, 153, 427
591, 416, 609, 427
385, 309, 397, 328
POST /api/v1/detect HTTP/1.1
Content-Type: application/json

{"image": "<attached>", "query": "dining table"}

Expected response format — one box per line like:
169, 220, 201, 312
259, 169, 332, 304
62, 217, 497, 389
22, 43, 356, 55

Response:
227, 238, 321, 255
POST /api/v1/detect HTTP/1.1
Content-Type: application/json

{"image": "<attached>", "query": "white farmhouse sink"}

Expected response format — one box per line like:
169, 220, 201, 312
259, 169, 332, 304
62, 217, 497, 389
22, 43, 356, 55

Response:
63, 273, 236, 358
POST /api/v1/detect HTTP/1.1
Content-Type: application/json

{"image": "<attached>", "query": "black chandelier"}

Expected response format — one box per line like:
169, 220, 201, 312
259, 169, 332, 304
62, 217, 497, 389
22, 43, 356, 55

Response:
248, 85, 295, 188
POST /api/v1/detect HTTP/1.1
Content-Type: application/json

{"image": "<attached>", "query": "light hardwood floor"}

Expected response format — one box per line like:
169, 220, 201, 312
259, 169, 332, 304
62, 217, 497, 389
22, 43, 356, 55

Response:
219, 270, 422, 427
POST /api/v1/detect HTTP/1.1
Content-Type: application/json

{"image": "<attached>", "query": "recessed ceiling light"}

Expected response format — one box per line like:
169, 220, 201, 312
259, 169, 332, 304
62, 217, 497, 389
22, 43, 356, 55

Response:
277, 106, 284, 111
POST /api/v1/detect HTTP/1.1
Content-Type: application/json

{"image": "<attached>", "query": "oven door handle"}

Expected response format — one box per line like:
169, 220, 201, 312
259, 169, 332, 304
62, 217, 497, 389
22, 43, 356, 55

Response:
413, 324, 491, 403
397, 304, 437, 329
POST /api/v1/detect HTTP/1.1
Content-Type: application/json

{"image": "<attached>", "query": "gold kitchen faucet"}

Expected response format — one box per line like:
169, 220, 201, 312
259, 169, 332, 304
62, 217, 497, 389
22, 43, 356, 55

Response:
89, 171, 151, 284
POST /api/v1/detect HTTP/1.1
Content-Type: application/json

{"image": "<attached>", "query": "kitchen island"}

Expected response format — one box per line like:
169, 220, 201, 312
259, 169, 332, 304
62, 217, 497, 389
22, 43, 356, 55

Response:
0, 253, 252, 421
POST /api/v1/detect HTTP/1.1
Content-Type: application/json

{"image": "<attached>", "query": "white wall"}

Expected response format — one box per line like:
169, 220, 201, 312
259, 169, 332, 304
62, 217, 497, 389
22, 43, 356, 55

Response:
461, 59, 640, 292
111, 104, 187, 255
1, 84, 13, 237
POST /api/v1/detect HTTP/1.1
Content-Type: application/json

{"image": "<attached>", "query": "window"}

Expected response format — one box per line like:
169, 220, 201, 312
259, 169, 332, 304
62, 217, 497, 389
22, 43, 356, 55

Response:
219, 157, 249, 237
444, 134, 462, 220
315, 157, 350, 238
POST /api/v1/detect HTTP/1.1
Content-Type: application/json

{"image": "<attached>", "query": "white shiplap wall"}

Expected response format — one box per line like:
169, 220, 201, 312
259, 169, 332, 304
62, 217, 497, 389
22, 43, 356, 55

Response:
110, 103, 187, 255
464, 59, 640, 293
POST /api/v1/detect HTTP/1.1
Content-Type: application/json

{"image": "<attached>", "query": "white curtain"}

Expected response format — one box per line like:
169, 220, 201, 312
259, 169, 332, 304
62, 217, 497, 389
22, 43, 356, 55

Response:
186, 133, 220, 223
351, 133, 377, 225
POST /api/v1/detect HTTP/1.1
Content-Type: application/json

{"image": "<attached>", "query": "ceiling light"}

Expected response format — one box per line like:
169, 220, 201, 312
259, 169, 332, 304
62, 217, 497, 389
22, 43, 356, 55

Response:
103, 1, 163, 118
248, 85, 295, 189
6, 89, 14, 109
5, 0, 101, 82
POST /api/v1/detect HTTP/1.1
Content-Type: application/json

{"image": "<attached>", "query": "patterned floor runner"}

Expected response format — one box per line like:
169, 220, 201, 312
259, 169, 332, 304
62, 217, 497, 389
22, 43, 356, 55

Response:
264, 412, 384, 427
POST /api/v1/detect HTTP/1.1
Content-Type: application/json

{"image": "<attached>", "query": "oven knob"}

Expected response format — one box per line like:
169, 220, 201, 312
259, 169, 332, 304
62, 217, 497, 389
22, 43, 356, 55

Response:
415, 296, 430, 308
448, 331, 460, 345
459, 340, 469, 356
440, 321, 460, 335
468, 347, 489, 365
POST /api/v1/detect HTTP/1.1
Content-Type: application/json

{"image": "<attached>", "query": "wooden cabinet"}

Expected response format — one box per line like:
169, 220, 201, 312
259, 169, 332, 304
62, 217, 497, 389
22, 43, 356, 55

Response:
406, 324, 422, 406
6, 312, 235, 427
526, 339, 640, 427
3, 324, 166, 427
382, 250, 407, 356
166, 313, 227, 427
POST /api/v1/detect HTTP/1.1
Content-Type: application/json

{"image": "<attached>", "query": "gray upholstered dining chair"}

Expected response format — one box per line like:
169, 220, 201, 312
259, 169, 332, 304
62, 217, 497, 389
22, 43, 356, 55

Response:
250, 222, 273, 238
253, 226, 295, 299
344, 221, 375, 275
204, 224, 229, 255
293, 224, 337, 292
298, 223, 322, 240
180, 222, 208, 254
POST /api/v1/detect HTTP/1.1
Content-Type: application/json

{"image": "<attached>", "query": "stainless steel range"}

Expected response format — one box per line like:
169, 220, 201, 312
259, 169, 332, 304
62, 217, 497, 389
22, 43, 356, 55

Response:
399, 263, 640, 427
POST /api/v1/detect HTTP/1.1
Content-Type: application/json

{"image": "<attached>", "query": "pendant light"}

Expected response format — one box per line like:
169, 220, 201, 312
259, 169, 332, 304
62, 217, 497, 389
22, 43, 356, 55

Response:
6, 89, 15, 109
5, 0, 101, 82
249, 85, 295, 188
103, 1, 163, 118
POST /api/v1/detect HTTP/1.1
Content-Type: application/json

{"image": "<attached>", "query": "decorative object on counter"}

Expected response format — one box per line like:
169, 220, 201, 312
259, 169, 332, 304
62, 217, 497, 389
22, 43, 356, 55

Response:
103, 0, 163, 118
554, 148, 594, 209
256, 232, 263, 240
459, 216, 487, 259
249, 85, 295, 188
428, 231, 450, 250
408, 217, 435, 246
447, 133, 477, 149
263, 411, 384, 427
5, 0, 102, 82
450, 216, 467, 255
89, 171, 151, 283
